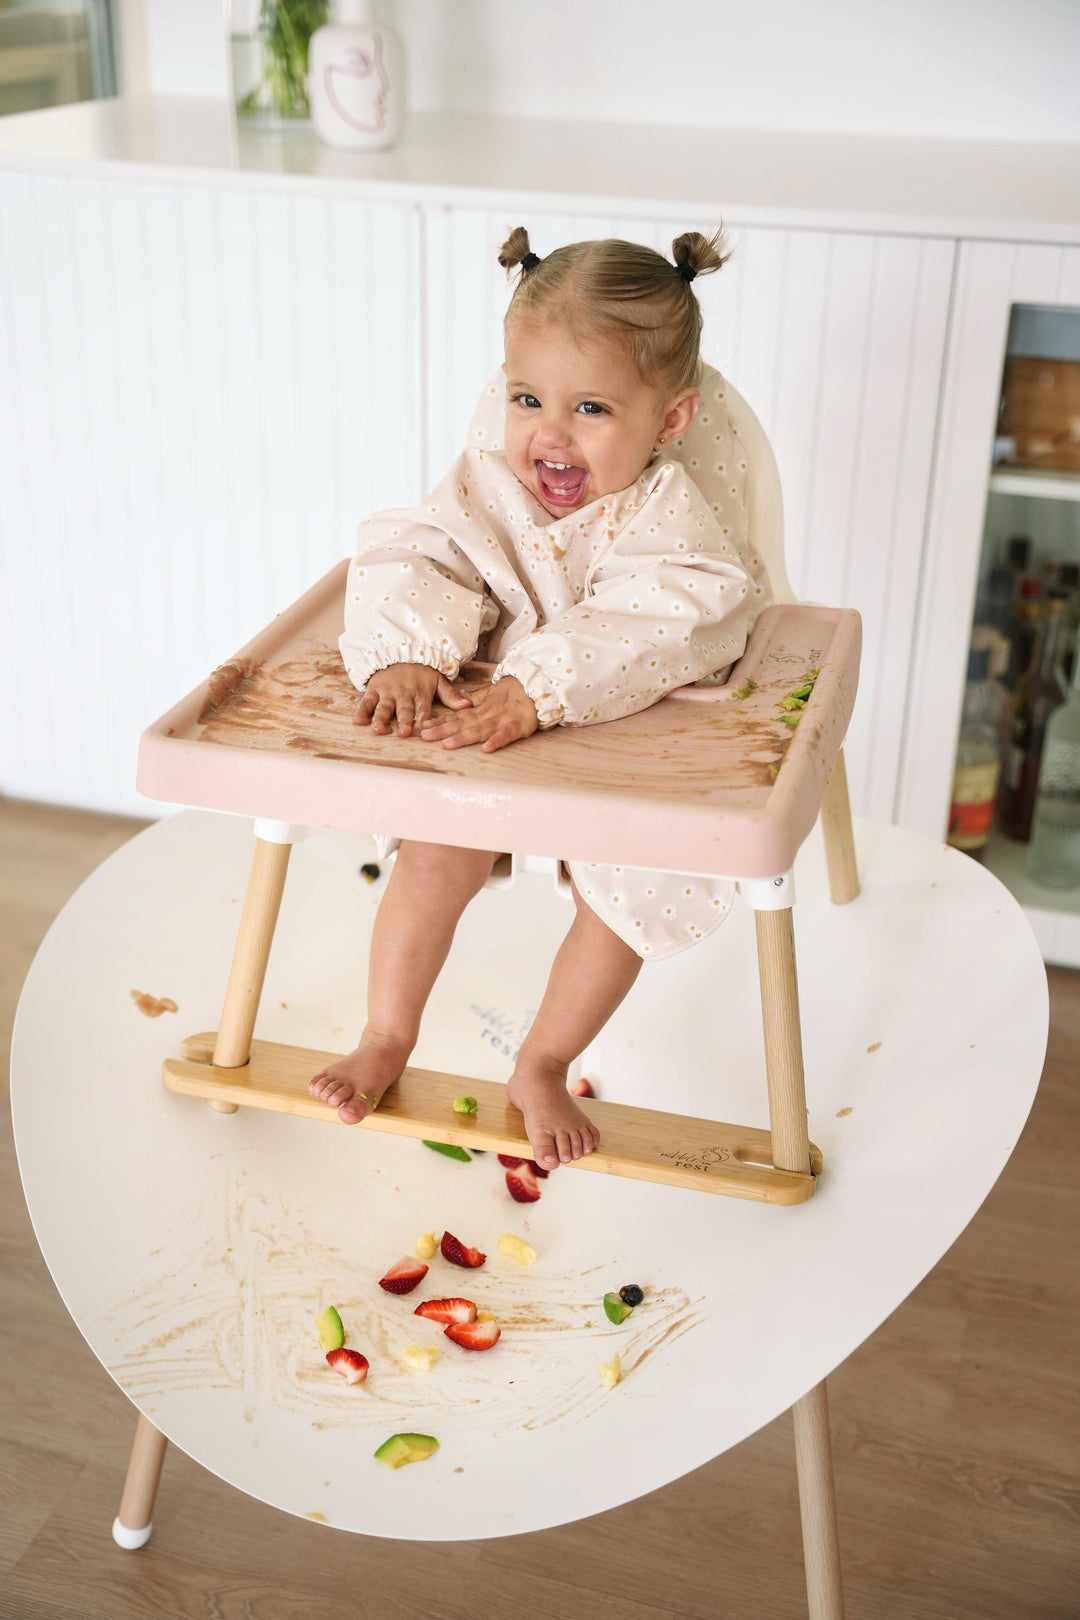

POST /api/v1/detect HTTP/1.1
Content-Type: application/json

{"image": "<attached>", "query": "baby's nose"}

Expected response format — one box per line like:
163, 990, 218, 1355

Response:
534, 414, 574, 451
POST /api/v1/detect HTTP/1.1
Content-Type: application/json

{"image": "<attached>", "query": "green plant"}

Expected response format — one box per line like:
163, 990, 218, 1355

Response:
237, 0, 329, 119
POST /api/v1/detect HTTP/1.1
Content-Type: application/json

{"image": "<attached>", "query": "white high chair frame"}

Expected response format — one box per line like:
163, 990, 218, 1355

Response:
120, 373, 860, 1619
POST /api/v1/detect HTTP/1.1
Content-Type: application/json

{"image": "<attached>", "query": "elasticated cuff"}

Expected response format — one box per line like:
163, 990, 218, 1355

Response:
491, 657, 566, 729
339, 638, 464, 690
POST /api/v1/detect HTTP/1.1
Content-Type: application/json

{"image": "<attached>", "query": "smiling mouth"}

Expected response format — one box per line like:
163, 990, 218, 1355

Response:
536, 459, 589, 507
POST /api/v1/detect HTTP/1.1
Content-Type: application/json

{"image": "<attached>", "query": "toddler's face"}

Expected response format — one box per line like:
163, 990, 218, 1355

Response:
503, 320, 689, 518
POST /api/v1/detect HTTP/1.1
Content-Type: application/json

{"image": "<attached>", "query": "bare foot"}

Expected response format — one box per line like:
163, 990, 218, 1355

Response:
507, 1053, 600, 1170
308, 1030, 410, 1124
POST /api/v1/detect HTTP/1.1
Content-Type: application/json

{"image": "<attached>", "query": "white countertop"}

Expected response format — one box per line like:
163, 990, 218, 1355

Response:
1, 95, 1079, 242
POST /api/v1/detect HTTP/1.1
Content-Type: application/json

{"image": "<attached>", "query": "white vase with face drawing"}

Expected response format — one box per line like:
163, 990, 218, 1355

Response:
308, 0, 406, 151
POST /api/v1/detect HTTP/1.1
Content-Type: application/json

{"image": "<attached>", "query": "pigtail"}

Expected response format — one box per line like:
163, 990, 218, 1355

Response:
671, 227, 730, 285
498, 226, 542, 281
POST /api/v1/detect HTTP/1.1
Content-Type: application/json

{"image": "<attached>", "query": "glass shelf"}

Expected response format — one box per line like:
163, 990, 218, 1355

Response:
989, 466, 1080, 502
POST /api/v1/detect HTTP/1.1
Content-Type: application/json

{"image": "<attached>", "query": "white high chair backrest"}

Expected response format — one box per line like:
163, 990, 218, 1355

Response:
710, 375, 795, 607
465, 364, 795, 607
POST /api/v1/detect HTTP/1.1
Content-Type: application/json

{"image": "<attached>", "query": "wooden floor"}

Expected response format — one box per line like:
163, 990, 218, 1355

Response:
1, 797, 1077, 1620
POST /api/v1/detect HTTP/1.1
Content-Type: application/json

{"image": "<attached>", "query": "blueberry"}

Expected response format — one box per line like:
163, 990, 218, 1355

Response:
619, 1284, 644, 1306
360, 863, 381, 882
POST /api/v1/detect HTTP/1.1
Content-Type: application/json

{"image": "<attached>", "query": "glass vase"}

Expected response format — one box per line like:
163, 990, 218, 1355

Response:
230, 0, 330, 125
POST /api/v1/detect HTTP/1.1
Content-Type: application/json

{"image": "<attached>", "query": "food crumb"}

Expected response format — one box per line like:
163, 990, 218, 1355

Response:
281, 1001, 288, 1009
598, 1353, 621, 1390
584, 1320, 592, 1328
130, 990, 178, 1018
306, 1512, 328, 1522
866, 1041, 882, 1053
401, 1344, 441, 1373
497, 1232, 537, 1266
836, 1106, 853, 1118
415, 1229, 438, 1260
454, 1467, 464, 1474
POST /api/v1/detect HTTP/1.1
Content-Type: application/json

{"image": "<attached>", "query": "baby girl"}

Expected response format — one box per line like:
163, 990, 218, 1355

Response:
309, 226, 768, 1170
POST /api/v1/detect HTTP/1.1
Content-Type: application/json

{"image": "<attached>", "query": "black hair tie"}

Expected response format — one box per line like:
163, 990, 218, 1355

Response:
677, 261, 697, 283
521, 252, 541, 271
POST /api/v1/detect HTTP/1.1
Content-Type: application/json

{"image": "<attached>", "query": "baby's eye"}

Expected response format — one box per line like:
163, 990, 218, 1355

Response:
577, 401, 605, 415
512, 393, 540, 409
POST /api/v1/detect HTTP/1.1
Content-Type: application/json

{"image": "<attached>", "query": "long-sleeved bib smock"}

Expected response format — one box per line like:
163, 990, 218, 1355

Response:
340, 368, 770, 959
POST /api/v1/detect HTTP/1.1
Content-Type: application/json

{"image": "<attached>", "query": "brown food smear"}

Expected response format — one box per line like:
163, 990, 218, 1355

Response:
130, 990, 178, 1018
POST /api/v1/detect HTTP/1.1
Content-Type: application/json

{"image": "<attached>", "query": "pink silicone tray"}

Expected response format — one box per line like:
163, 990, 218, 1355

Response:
137, 561, 861, 879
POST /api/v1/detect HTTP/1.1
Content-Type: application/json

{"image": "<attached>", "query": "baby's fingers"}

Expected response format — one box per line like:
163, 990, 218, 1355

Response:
369, 693, 400, 734
354, 689, 379, 726
480, 722, 527, 753
437, 676, 473, 709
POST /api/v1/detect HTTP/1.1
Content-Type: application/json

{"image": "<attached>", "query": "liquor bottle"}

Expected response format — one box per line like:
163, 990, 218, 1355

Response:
1059, 562, 1080, 683
1026, 623, 1080, 887
1006, 535, 1032, 576
946, 644, 1002, 858
1003, 576, 1044, 690
996, 594, 1070, 841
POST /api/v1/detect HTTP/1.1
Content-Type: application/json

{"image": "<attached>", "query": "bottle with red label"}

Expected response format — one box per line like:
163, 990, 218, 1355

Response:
947, 644, 1002, 857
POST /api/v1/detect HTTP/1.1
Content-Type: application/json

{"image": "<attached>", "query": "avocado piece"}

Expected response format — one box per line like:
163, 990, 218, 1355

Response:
316, 1305, 344, 1352
603, 1291, 633, 1325
422, 1139, 472, 1162
452, 1096, 478, 1115
374, 1432, 440, 1469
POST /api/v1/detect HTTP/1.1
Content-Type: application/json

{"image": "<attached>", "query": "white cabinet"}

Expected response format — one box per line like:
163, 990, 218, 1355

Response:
0, 173, 423, 815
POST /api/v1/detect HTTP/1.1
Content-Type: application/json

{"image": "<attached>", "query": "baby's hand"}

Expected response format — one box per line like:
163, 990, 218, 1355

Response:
420, 675, 538, 753
356, 664, 472, 738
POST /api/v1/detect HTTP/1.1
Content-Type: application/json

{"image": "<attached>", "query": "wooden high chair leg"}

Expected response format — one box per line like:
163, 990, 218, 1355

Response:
208, 821, 294, 1110
112, 1412, 168, 1549
819, 749, 860, 905
752, 893, 846, 1619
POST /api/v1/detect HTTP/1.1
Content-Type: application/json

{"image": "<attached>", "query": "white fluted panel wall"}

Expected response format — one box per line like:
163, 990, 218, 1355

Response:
422, 206, 955, 823
0, 173, 422, 815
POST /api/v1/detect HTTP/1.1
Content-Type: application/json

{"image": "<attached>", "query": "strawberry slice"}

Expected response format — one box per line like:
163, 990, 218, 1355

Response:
498, 1154, 525, 1169
441, 1230, 486, 1268
326, 1347, 369, 1384
414, 1297, 477, 1325
444, 1319, 501, 1351
569, 1076, 594, 1097
528, 1159, 550, 1179
379, 1257, 429, 1294
506, 1163, 540, 1203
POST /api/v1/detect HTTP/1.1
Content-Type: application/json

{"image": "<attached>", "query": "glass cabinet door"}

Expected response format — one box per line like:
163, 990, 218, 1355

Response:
899, 238, 1080, 963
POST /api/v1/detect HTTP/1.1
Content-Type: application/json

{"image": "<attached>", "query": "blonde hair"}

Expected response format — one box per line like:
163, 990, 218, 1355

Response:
498, 226, 730, 398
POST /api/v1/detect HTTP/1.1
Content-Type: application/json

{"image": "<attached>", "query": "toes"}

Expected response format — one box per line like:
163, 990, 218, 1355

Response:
337, 1096, 370, 1125
555, 1129, 573, 1164
534, 1130, 560, 1170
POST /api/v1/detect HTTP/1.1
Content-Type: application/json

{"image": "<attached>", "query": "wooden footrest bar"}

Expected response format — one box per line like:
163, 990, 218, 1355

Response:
165, 1033, 821, 1204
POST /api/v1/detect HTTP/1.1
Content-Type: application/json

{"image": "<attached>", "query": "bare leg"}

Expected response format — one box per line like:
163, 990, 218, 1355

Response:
309, 841, 499, 1122
508, 884, 642, 1170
